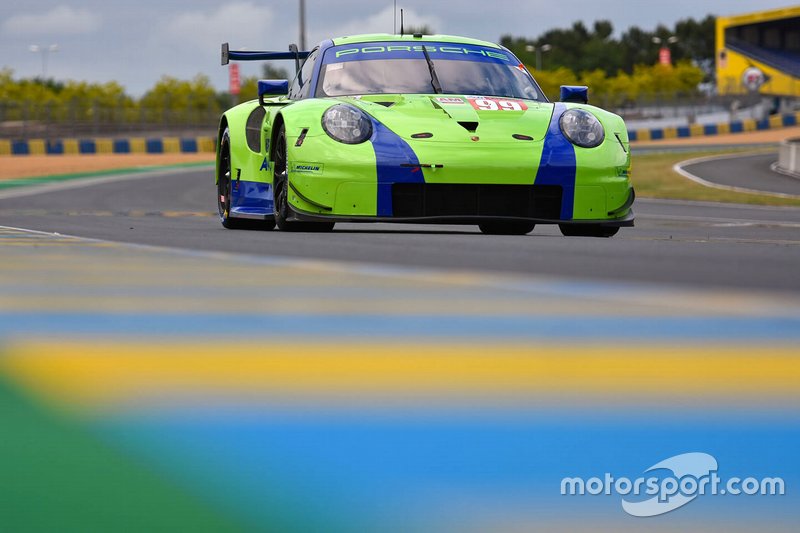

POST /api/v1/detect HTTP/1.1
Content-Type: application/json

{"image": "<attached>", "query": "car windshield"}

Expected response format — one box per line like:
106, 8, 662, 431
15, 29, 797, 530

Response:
316, 42, 545, 101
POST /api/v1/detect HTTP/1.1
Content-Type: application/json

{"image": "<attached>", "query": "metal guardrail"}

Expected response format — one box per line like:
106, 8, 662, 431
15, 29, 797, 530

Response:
776, 137, 800, 178
2, 96, 798, 143
610, 93, 767, 120
0, 102, 220, 140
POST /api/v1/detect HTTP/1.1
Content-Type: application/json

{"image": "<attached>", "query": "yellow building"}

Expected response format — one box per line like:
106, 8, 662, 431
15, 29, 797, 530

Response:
716, 5, 800, 96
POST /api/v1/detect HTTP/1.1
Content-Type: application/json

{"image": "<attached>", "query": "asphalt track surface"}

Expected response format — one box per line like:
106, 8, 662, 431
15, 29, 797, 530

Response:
681, 150, 800, 197
0, 165, 798, 292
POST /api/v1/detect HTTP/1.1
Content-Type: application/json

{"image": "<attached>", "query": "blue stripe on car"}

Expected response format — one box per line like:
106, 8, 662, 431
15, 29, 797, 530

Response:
308, 39, 335, 98
232, 181, 274, 215
534, 103, 576, 220
370, 121, 423, 217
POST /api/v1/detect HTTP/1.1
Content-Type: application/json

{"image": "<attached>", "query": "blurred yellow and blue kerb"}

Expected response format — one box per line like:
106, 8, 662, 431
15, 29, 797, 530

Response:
627, 110, 799, 142
1, 226, 799, 530
0, 136, 217, 155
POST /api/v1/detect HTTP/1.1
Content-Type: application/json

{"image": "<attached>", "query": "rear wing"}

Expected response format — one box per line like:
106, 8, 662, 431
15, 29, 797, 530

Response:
221, 43, 310, 73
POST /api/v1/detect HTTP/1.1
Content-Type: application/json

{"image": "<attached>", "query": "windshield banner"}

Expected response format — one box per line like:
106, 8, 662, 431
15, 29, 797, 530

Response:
326, 42, 514, 65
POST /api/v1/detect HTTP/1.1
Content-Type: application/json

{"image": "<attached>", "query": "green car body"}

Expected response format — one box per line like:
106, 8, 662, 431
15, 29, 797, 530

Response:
216, 33, 634, 236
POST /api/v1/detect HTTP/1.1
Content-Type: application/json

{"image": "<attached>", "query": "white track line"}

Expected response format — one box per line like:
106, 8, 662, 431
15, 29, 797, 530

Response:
673, 152, 800, 200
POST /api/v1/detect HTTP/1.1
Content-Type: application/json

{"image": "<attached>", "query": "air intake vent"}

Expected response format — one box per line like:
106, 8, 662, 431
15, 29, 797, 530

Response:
374, 101, 395, 107
457, 121, 479, 132
392, 183, 563, 219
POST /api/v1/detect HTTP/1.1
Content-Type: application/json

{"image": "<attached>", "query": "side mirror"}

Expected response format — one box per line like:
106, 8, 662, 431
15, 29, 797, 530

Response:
560, 85, 589, 104
258, 79, 289, 105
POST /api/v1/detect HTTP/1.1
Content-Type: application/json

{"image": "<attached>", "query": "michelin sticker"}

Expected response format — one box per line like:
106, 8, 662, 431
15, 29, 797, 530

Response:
291, 163, 324, 174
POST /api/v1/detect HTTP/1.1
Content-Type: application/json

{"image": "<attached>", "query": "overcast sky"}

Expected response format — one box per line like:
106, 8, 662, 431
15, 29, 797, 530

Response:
1, 1, 797, 96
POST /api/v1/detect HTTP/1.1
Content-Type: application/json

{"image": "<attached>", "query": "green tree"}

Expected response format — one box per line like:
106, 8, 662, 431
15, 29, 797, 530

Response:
531, 67, 578, 101
262, 63, 289, 80
526, 61, 704, 104
238, 76, 259, 102
674, 15, 716, 81
504, 15, 717, 77
593, 20, 613, 40
0, 69, 60, 121
139, 74, 220, 123
57, 81, 134, 120
619, 26, 660, 73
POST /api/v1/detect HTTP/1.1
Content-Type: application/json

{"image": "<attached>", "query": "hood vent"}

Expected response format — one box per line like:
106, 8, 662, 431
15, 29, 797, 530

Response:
374, 101, 395, 107
457, 121, 479, 133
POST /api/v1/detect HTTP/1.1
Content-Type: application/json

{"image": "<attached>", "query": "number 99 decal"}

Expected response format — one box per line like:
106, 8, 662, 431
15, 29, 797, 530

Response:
468, 97, 528, 111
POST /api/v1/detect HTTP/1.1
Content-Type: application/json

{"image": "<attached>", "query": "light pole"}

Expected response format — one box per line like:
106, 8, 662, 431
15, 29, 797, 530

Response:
526, 43, 552, 71
299, 0, 306, 50
29, 44, 58, 78
652, 36, 679, 45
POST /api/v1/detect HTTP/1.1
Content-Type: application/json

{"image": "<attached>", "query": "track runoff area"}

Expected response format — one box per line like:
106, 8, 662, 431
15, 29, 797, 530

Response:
0, 154, 798, 530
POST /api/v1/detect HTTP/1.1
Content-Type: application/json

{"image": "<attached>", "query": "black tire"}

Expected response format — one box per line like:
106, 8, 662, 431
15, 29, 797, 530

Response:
273, 124, 334, 232
558, 224, 619, 238
478, 221, 535, 235
217, 127, 276, 230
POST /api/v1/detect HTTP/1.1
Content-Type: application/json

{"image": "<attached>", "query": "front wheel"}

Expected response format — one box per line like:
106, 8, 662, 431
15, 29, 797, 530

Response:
478, 221, 535, 235
217, 127, 276, 230
559, 224, 619, 238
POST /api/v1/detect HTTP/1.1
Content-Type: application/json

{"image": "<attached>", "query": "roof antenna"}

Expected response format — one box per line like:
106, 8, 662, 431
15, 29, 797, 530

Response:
400, 9, 404, 36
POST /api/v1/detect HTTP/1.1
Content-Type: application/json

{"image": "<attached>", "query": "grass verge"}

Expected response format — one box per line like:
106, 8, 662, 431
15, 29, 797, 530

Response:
632, 147, 800, 207
0, 375, 243, 532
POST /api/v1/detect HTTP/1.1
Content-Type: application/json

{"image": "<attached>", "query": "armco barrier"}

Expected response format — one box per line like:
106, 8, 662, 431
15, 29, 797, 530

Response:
776, 137, 800, 177
0, 136, 216, 156
627, 111, 799, 142
2, 113, 799, 154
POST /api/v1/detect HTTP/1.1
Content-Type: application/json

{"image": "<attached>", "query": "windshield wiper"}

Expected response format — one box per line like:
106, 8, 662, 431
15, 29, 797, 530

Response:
421, 46, 443, 94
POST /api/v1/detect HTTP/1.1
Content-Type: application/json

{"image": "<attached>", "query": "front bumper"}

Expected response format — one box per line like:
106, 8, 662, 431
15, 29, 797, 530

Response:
291, 208, 635, 227
288, 180, 635, 227
289, 198, 635, 227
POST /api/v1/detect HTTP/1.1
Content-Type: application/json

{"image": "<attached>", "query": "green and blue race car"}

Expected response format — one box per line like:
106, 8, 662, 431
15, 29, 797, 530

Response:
216, 33, 634, 236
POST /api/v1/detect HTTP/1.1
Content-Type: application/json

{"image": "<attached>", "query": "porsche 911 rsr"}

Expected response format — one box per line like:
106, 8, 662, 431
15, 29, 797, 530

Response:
216, 33, 634, 236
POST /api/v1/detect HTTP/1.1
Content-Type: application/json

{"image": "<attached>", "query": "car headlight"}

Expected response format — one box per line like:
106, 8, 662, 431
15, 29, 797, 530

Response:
559, 109, 605, 148
321, 104, 373, 144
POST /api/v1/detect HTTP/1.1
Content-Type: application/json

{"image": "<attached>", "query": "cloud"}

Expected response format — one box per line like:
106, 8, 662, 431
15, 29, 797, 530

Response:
1, 5, 102, 36
155, 2, 276, 52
